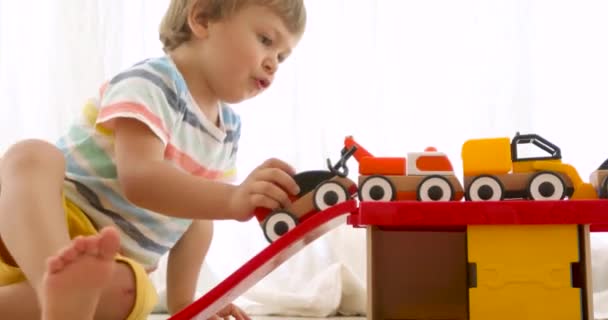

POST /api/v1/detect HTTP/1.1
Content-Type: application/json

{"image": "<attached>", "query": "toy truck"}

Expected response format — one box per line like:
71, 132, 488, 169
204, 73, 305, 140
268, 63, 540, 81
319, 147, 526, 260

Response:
254, 146, 358, 243
461, 132, 597, 201
344, 136, 464, 202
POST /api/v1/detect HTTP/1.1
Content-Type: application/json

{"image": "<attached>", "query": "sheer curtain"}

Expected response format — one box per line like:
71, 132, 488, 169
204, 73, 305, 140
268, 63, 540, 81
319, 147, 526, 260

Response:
2, 0, 608, 316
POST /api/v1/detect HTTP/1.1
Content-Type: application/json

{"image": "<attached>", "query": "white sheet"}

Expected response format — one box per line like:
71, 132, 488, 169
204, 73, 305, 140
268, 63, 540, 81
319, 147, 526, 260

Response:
150, 224, 367, 316
237, 263, 365, 317
152, 226, 608, 318
592, 233, 608, 320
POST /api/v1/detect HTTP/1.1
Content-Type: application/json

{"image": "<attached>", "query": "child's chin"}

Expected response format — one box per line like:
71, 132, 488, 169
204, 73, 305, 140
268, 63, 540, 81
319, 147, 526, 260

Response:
223, 96, 247, 104
226, 92, 257, 104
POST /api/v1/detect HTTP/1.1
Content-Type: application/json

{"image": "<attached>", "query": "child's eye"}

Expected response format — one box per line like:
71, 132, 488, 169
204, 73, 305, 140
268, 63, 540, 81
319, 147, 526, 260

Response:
258, 34, 273, 46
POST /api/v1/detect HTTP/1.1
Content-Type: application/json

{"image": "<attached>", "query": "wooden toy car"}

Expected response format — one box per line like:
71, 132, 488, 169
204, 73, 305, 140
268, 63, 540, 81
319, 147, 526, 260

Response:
344, 136, 464, 202
462, 132, 597, 201
254, 146, 358, 243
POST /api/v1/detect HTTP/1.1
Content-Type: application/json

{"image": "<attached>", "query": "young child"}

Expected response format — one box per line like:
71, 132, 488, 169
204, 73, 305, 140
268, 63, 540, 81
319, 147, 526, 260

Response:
0, 0, 306, 319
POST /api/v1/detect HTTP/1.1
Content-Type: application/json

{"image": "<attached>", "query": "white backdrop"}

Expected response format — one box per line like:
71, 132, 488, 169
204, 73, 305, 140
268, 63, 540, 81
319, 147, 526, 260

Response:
2, 0, 608, 317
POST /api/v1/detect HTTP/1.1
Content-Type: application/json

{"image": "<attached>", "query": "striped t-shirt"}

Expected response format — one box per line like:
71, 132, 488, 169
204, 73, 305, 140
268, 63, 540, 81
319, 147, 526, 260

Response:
57, 56, 241, 271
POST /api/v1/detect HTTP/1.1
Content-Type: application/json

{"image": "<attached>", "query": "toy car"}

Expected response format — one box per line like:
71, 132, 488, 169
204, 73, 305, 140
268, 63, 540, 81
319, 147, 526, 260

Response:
344, 136, 464, 202
462, 132, 598, 200
254, 146, 358, 243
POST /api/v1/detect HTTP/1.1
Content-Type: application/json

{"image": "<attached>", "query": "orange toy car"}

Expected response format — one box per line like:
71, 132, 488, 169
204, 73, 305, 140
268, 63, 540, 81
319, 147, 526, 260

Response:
254, 146, 358, 243
344, 136, 464, 202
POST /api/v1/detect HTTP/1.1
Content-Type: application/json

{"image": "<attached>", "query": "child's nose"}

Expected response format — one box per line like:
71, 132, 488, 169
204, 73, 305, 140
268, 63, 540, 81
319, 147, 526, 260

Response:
263, 58, 277, 75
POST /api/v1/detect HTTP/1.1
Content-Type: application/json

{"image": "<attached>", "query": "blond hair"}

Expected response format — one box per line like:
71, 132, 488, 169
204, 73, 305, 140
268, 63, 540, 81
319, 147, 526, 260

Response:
159, 0, 306, 52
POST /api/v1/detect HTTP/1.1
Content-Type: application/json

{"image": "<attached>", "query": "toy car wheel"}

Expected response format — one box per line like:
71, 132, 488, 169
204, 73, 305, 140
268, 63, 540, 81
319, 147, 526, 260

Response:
527, 171, 566, 200
466, 175, 504, 201
601, 177, 608, 199
313, 181, 349, 211
417, 175, 453, 201
358, 175, 395, 201
262, 210, 298, 243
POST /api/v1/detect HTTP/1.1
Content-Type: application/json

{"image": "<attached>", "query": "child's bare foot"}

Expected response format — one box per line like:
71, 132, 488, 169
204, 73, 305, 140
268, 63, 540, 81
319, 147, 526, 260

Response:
41, 227, 121, 320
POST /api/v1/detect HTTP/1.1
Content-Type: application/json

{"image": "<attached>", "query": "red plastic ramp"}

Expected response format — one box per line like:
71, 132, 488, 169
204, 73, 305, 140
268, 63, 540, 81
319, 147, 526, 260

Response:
169, 200, 358, 320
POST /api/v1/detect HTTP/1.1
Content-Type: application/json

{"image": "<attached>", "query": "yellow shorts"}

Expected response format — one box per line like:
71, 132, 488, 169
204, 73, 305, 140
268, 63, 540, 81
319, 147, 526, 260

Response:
0, 196, 158, 319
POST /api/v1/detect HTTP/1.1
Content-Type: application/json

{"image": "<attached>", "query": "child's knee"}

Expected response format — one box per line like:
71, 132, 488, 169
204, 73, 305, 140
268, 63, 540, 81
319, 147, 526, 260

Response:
0, 139, 65, 177
115, 284, 138, 320
100, 261, 138, 319
102, 258, 158, 320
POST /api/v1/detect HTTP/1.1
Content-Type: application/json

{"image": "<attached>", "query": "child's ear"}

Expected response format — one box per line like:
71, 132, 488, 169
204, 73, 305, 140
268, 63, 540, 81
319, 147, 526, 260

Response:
187, 4, 210, 39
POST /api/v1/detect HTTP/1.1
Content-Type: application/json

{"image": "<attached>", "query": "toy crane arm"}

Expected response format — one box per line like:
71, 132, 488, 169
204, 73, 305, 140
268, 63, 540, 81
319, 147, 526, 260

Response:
327, 145, 357, 177
344, 136, 373, 162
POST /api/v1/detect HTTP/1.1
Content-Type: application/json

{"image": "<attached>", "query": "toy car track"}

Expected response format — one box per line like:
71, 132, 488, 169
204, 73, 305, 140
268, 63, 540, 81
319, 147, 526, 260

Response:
169, 200, 358, 320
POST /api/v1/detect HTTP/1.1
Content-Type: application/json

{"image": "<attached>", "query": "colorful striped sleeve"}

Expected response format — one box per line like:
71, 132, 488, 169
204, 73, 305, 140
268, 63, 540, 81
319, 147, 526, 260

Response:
97, 67, 183, 146
221, 106, 242, 183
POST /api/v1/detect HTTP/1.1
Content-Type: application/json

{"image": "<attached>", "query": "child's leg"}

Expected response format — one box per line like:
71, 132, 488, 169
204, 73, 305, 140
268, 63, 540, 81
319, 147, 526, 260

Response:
0, 228, 121, 320
0, 140, 138, 319
0, 256, 138, 320
41, 226, 120, 320
0, 139, 71, 292
0, 282, 39, 319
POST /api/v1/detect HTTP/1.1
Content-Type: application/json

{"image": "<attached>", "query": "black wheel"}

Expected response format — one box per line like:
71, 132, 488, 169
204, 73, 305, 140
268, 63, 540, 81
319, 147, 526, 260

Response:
527, 171, 566, 200
600, 177, 608, 199
313, 181, 349, 211
417, 175, 453, 201
598, 177, 608, 199
466, 175, 504, 201
262, 210, 298, 243
358, 175, 395, 201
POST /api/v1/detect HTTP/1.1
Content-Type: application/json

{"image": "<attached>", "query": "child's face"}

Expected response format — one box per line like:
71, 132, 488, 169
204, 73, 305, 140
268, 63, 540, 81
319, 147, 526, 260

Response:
196, 5, 301, 104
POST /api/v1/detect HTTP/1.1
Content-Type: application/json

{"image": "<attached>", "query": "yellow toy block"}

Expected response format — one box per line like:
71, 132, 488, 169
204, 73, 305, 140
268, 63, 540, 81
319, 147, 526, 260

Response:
468, 224, 582, 320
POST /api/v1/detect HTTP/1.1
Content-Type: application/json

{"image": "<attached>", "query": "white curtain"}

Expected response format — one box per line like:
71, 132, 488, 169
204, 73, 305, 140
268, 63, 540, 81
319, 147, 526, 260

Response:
2, 0, 608, 317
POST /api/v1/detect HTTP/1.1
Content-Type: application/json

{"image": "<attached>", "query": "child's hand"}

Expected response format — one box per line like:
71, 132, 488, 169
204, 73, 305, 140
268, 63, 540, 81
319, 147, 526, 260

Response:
210, 303, 250, 320
230, 158, 300, 221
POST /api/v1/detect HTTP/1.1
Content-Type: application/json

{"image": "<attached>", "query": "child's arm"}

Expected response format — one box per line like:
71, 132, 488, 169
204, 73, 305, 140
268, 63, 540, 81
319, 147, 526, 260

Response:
113, 118, 300, 221
166, 219, 210, 315
165, 220, 251, 319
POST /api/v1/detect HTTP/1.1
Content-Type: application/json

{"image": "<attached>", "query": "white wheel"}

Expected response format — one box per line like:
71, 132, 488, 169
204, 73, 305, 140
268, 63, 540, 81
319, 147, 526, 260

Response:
313, 181, 348, 211
417, 175, 453, 201
262, 211, 298, 243
527, 172, 566, 200
466, 175, 504, 201
359, 175, 395, 201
